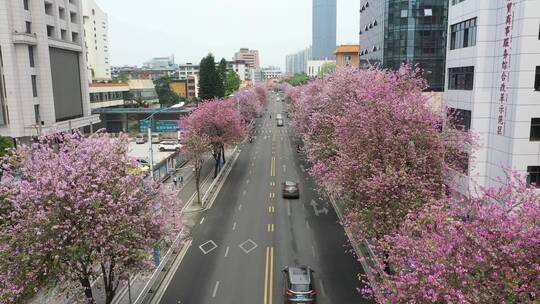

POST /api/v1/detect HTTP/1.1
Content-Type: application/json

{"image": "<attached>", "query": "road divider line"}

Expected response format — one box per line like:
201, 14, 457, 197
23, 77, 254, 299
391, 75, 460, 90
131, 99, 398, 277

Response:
224, 246, 230, 258
238, 204, 242, 211
199, 217, 205, 225
319, 279, 327, 297
306, 220, 310, 230
264, 247, 270, 304
269, 247, 274, 304
232, 222, 237, 231
312, 246, 316, 258
212, 281, 220, 298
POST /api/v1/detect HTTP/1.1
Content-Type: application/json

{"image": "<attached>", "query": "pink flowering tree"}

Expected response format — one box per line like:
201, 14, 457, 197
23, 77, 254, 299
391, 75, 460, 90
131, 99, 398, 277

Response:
0, 132, 184, 304
289, 66, 471, 240
369, 172, 540, 303
229, 89, 262, 122
254, 84, 268, 104
183, 99, 247, 178
184, 131, 211, 205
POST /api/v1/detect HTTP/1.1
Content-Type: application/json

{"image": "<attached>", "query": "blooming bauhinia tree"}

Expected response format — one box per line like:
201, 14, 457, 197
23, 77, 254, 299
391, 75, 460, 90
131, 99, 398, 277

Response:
369, 172, 540, 303
0, 132, 184, 304
183, 99, 247, 178
288, 66, 471, 240
184, 131, 211, 205
229, 88, 262, 122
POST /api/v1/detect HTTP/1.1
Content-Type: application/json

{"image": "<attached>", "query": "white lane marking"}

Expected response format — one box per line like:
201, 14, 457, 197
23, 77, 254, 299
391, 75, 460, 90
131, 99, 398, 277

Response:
319, 279, 327, 297
243, 190, 247, 196
224, 246, 230, 258
312, 245, 316, 258
306, 220, 310, 230
199, 217, 205, 225
287, 201, 291, 217
212, 281, 220, 298
246, 179, 250, 184
238, 204, 242, 211
232, 222, 237, 231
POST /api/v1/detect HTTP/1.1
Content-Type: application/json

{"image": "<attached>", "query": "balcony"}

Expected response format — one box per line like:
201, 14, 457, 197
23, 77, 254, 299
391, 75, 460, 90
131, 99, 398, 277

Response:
12, 31, 37, 45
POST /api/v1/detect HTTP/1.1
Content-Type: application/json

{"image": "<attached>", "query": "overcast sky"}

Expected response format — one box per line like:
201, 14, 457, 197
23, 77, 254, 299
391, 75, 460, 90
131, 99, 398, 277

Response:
94, 0, 360, 70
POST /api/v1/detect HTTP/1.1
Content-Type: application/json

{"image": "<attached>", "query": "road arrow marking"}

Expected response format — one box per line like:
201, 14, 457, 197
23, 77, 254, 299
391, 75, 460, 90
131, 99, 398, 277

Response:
310, 199, 329, 216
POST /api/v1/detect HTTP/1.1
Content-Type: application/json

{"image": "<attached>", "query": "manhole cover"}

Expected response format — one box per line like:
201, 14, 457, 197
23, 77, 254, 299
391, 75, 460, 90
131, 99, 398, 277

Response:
239, 239, 258, 254
199, 240, 218, 255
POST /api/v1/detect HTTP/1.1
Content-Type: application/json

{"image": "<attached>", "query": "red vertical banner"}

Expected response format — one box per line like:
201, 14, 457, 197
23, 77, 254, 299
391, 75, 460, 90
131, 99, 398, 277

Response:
497, 0, 513, 135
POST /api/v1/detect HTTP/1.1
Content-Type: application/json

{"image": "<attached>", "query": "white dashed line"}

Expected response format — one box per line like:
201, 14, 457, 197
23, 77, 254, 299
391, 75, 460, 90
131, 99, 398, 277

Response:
306, 220, 310, 230
312, 245, 316, 257
238, 204, 242, 211
232, 222, 237, 231
212, 281, 220, 297
224, 246, 230, 258
319, 279, 327, 297
199, 217, 205, 225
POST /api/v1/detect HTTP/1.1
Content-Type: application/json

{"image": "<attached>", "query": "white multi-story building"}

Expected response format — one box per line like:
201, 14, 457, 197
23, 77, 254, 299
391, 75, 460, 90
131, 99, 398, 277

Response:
0, 0, 100, 142
227, 60, 252, 82
255, 66, 282, 83
82, 0, 110, 81
444, 0, 540, 192
306, 59, 335, 78
234, 48, 260, 70
177, 63, 199, 79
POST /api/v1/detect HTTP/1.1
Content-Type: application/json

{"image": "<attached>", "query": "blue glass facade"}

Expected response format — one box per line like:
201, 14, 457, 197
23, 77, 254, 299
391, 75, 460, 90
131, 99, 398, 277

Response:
312, 0, 337, 60
360, 0, 448, 91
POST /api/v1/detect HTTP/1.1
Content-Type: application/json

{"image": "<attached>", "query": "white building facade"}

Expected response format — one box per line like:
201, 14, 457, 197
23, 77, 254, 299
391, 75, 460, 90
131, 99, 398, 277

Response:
82, 0, 110, 81
444, 0, 540, 191
306, 59, 335, 78
176, 63, 199, 79
0, 0, 99, 141
234, 48, 260, 69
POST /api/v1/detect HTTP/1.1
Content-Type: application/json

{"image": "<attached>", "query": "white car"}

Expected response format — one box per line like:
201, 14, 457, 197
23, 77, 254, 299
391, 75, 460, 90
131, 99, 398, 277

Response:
158, 141, 181, 152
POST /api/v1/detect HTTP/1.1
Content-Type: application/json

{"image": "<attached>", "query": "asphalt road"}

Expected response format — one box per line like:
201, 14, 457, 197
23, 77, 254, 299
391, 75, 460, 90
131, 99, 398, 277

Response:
157, 92, 372, 304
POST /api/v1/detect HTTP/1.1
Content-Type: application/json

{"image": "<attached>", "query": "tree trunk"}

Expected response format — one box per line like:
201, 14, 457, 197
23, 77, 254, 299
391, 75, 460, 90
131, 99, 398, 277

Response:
102, 260, 118, 304
213, 151, 220, 178
79, 276, 95, 303
195, 160, 202, 205
221, 145, 226, 165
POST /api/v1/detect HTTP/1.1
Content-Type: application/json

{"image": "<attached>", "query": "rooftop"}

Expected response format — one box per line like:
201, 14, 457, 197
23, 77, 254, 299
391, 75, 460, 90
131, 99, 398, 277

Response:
335, 44, 360, 54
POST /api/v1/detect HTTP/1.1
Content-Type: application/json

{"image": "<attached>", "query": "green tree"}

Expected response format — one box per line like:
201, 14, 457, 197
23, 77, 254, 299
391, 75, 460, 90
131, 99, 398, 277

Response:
0, 136, 13, 157
285, 73, 310, 87
318, 62, 336, 77
199, 53, 217, 100
154, 76, 184, 107
113, 72, 130, 83
224, 70, 241, 96
216, 58, 227, 98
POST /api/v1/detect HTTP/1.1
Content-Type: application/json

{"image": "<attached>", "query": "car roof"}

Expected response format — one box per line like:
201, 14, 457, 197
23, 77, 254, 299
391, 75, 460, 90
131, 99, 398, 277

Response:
161, 141, 177, 144
284, 181, 297, 186
287, 266, 311, 284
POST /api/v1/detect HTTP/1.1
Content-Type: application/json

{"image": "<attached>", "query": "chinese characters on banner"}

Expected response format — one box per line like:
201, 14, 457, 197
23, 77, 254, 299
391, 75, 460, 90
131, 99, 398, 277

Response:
497, 0, 513, 135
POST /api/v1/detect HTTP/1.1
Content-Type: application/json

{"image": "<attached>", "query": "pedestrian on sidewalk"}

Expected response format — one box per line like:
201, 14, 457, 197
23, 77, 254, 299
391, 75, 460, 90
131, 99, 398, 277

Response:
180, 175, 184, 187
173, 176, 178, 188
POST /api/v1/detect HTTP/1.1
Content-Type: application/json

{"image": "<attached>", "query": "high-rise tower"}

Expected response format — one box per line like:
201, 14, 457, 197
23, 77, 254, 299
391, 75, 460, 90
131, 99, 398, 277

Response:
312, 0, 337, 60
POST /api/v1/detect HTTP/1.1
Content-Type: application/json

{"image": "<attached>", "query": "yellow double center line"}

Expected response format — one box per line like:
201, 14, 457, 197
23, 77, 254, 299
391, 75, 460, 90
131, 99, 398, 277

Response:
270, 156, 276, 177
264, 246, 274, 304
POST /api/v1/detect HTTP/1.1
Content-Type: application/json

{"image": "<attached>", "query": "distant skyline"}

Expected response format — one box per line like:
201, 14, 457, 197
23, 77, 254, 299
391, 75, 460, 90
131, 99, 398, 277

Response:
94, 0, 359, 70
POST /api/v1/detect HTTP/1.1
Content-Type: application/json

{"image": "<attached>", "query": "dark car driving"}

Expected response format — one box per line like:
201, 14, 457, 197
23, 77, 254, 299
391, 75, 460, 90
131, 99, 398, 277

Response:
282, 181, 299, 199
283, 266, 316, 303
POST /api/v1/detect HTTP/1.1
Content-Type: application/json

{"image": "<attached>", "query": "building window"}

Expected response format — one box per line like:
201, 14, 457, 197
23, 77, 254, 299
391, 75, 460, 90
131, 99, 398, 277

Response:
527, 166, 540, 188
59, 7, 66, 19
23, 0, 29, 10
535, 66, 540, 91
450, 18, 477, 50
46, 25, 55, 38
70, 11, 77, 23
60, 29, 67, 40
424, 8, 433, 16
400, 9, 408, 18
28, 46, 35, 67
72, 32, 79, 42
31, 75, 38, 97
44, 2, 53, 15
34, 104, 40, 124
530, 118, 540, 141
25, 21, 32, 33
447, 108, 471, 131
451, 0, 466, 4
448, 66, 474, 90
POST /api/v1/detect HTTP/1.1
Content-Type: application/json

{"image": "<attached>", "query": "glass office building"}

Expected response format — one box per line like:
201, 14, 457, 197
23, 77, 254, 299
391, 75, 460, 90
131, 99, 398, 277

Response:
359, 0, 448, 91
313, 0, 337, 60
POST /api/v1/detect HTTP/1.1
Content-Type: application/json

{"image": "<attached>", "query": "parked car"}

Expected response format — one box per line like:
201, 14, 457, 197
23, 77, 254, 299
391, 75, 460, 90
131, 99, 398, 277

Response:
277, 119, 284, 127
158, 141, 181, 152
151, 134, 161, 144
135, 134, 147, 144
276, 114, 283, 120
282, 181, 299, 199
283, 266, 316, 303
